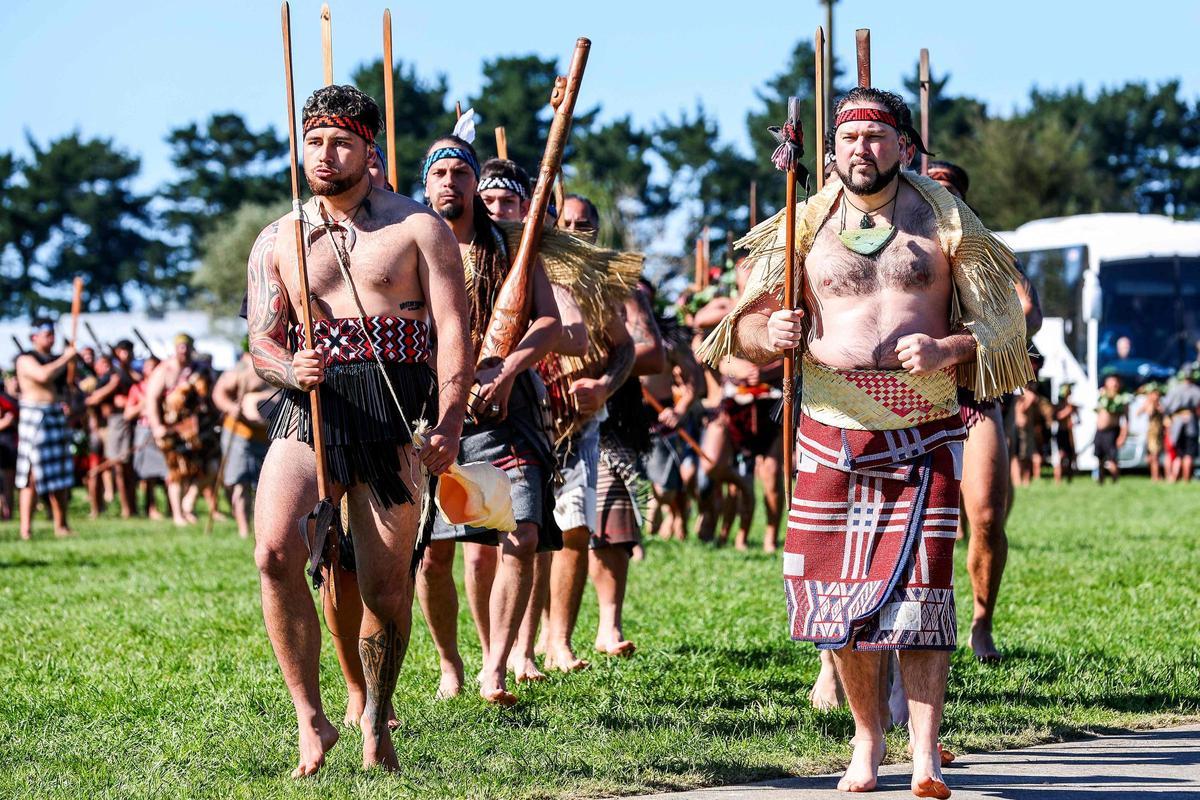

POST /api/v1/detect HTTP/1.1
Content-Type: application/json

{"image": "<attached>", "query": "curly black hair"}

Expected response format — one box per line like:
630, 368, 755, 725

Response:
302, 85, 382, 140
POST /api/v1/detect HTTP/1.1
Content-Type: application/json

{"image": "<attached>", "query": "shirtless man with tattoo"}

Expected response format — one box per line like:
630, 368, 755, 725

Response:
247, 85, 472, 776
700, 87, 1029, 797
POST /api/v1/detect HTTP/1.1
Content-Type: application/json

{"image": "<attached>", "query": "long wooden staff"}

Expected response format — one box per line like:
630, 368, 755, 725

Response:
640, 387, 714, 468
477, 39, 591, 365
815, 26, 827, 191
382, 10, 398, 190
694, 236, 704, 290
495, 126, 508, 160
10, 336, 25, 355
919, 48, 930, 175
320, 4, 333, 85
282, 1, 337, 588
856, 29, 871, 87
65, 277, 84, 386
749, 180, 757, 228
780, 97, 800, 495
132, 327, 158, 360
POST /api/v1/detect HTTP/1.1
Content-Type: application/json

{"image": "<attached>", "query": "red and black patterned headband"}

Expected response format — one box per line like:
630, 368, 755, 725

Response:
834, 107, 899, 130
303, 114, 375, 144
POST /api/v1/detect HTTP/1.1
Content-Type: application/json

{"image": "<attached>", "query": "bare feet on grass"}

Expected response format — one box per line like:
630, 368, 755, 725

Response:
508, 655, 547, 683
911, 746, 951, 798
360, 712, 399, 771
970, 620, 1002, 663
837, 735, 885, 793
479, 666, 518, 706
544, 644, 589, 673
435, 667, 464, 700
343, 692, 398, 730
594, 630, 636, 657
809, 656, 844, 711
292, 714, 339, 778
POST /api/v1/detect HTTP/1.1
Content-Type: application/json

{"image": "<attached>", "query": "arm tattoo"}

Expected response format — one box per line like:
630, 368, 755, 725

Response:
628, 292, 660, 350
245, 222, 299, 390
358, 620, 403, 738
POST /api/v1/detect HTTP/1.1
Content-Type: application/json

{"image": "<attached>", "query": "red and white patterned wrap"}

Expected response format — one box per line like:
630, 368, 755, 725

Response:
291, 316, 430, 365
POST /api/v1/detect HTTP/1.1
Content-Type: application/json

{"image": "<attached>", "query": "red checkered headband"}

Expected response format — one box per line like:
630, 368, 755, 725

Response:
302, 114, 375, 144
834, 107, 900, 131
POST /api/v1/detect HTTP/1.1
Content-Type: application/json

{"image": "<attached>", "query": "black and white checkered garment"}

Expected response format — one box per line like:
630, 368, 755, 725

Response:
14, 402, 74, 494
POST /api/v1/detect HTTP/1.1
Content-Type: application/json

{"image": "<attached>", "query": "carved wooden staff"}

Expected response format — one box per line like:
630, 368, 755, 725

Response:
815, 26, 827, 191
856, 29, 871, 87
383, 9, 398, 189
65, 276, 84, 387
320, 4, 333, 85
919, 48, 930, 175
476, 39, 591, 365
780, 98, 800, 494
495, 126, 508, 160
282, 1, 337, 588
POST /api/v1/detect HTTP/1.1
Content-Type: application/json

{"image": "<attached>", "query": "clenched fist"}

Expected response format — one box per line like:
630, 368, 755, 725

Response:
291, 348, 324, 391
766, 308, 805, 351
895, 334, 948, 375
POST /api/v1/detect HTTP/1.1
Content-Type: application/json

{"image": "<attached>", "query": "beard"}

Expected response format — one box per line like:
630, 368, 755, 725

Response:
305, 165, 366, 197
836, 156, 900, 196
435, 199, 465, 220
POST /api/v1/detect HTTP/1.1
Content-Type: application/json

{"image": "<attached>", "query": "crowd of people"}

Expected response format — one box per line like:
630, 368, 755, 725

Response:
6, 77, 1200, 799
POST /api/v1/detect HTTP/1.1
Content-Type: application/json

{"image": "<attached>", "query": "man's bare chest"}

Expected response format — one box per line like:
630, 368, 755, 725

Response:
806, 226, 946, 299
282, 227, 417, 301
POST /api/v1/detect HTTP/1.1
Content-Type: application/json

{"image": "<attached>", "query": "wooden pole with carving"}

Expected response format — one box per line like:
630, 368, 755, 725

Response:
383, 9, 398, 189
320, 4, 333, 85
855, 29, 871, 88
495, 126, 508, 160
65, 277, 84, 387
476, 40, 591, 366
919, 48, 930, 175
780, 98, 800, 495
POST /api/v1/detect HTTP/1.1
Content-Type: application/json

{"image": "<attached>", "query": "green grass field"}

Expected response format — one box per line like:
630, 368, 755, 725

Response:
2, 477, 1198, 799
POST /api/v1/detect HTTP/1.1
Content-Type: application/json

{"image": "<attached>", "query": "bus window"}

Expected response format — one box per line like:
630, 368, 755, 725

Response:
1098, 257, 1193, 385
1022, 246, 1087, 364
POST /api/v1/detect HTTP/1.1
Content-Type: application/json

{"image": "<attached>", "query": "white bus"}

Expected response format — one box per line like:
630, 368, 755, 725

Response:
997, 213, 1200, 470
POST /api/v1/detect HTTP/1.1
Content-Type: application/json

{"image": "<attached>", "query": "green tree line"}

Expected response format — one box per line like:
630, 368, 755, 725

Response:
1, 41, 1196, 318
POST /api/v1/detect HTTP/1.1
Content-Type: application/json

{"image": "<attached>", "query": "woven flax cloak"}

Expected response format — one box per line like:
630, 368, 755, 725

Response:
696, 172, 1034, 401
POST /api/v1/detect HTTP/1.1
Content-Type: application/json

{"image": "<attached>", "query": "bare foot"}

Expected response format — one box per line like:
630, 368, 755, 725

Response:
148, 508, 164, 521
911, 746, 951, 797
544, 645, 589, 673
809, 658, 844, 712
173, 515, 188, 527
343, 691, 365, 727
183, 512, 199, 525
762, 539, 778, 554
210, 510, 229, 522
837, 736, 885, 792
360, 712, 399, 771
54, 527, 74, 538
594, 639, 636, 657
480, 668, 518, 706
970, 620, 1002, 663
631, 544, 646, 562
907, 742, 956, 768
291, 715, 339, 778
508, 656, 547, 683
19, 529, 32, 541
434, 669, 464, 700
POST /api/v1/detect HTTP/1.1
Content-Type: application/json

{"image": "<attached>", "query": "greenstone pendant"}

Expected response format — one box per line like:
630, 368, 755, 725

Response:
838, 225, 897, 256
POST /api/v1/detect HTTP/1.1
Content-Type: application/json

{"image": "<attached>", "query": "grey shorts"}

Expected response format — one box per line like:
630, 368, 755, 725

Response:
221, 427, 268, 487
104, 414, 134, 461
132, 425, 168, 480
431, 420, 547, 546
552, 418, 601, 534
646, 433, 684, 492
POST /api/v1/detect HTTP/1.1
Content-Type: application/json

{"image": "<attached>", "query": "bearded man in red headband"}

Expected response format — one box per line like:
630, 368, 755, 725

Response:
700, 87, 1032, 798
246, 84, 473, 776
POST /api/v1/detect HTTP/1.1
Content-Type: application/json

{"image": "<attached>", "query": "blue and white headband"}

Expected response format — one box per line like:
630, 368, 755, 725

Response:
477, 175, 529, 200
31, 321, 54, 335
421, 146, 480, 185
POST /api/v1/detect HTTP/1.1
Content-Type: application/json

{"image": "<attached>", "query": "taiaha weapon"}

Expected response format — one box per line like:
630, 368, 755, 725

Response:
282, 1, 338, 589
856, 29, 871, 87
749, 180, 757, 228
919, 48, 931, 175
455, 100, 463, 120
382, 9, 398, 190
65, 276, 84, 386
769, 97, 805, 495
11, 335, 25, 355
495, 126, 508, 160
694, 235, 705, 290
640, 387, 714, 468
815, 26, 827, 190
320, 3, 333, 85
476, 39, 591, 368
132, 327, 158, 360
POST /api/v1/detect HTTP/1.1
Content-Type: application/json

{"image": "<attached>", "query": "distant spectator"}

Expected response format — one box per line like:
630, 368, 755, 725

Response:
1094, 371, 1130, 485
1162, 368, 1200, 483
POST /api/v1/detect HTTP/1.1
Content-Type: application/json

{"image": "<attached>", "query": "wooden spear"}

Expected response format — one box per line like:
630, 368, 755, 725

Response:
749, 180, 757, 228
919, 48, 930, 175
383, 9, 398, 190
815, 27, 827, 191
641, 387, 714, 468
476, 40, 590, 369
65, 276, 84, 387
495, 126, 508, 160
282, 1, 338, 588
855, 29, 871, 88
320, 3, 333, 85
694, 236, 704, 290
780, 98, 800, 494
455, 101, 463, 120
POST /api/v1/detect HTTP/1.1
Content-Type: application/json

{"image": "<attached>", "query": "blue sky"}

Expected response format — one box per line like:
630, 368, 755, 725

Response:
1, 0, 1197, 193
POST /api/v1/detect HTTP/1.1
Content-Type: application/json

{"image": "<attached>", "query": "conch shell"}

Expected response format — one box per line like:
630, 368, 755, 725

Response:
411, 421, 516, 532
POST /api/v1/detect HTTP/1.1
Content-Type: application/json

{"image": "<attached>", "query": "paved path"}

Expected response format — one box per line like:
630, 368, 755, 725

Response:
637, 725, 1200, 799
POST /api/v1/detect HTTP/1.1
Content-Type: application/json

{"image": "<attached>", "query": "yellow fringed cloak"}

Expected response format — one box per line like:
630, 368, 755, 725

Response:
696, 172, 1033, 403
